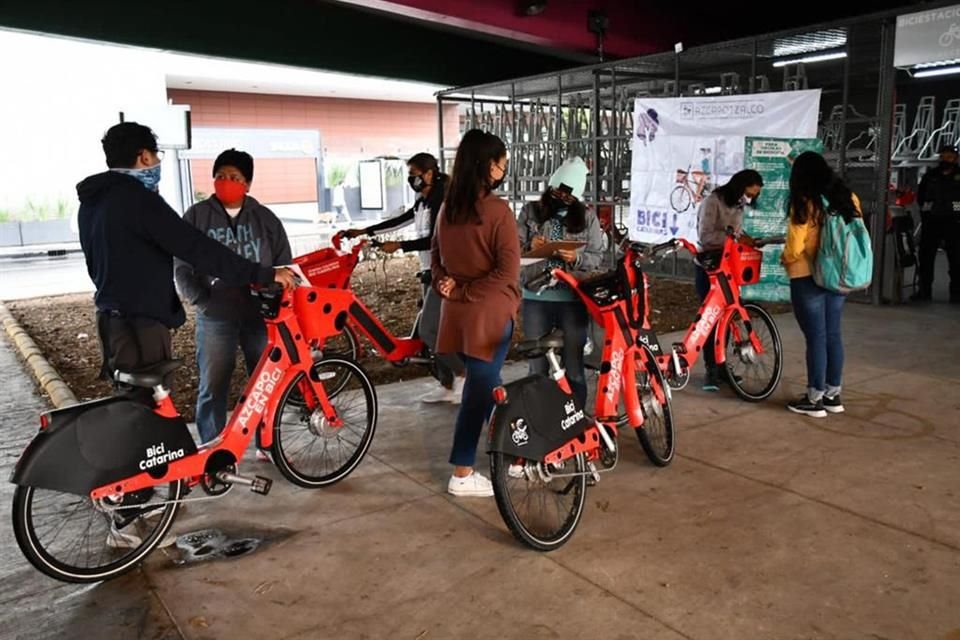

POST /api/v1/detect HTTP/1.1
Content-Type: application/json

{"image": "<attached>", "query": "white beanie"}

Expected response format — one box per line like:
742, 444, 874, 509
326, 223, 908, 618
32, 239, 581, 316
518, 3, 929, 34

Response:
548, 157, 588, 200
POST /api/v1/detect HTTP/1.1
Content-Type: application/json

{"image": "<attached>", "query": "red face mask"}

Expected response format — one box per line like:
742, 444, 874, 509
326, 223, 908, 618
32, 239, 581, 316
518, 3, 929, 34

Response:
214, 178, 247, 205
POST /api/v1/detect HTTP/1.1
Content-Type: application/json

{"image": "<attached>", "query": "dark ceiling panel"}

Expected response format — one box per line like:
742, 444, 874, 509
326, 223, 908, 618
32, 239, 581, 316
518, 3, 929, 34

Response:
0, 0, 573, 86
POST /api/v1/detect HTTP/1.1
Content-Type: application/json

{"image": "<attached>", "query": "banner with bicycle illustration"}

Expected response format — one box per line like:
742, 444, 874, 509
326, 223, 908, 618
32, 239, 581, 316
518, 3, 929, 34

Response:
742, 136, 825, 303
629, 90, 821, 245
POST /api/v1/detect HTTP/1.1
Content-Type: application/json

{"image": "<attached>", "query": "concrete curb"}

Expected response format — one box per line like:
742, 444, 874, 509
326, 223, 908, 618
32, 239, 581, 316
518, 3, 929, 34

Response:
0, 301, 78, 408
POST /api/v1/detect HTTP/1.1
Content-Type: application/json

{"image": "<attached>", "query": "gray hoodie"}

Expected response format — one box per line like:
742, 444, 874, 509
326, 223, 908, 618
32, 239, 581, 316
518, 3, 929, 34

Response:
174, 196, 292, 320
517, 201, 604, 301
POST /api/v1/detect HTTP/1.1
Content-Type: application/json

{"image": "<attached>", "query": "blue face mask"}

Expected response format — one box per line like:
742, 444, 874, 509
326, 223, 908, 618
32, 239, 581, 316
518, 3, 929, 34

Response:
114, 163, 162, 192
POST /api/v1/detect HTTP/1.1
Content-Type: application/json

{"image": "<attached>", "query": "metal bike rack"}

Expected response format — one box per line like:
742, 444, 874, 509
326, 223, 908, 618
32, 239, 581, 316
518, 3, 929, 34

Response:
435, 6, 950, 300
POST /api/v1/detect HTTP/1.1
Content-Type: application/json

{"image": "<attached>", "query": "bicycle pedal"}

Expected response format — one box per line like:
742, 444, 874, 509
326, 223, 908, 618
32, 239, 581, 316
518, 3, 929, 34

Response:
587, 462, 601, 484
216, 471, 273, 496
251, 476, 272, 496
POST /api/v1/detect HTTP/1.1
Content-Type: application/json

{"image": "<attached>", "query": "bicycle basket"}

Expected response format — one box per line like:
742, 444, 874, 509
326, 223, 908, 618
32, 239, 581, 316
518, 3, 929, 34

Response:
728, 244, 763, 285
578, 270, 625, 307
674, 169, 689, 184
293, 247, 357, 289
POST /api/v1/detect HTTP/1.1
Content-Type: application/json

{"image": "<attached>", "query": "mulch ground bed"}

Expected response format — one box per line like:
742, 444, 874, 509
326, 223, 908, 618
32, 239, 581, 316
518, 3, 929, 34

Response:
7, 256, 782, 421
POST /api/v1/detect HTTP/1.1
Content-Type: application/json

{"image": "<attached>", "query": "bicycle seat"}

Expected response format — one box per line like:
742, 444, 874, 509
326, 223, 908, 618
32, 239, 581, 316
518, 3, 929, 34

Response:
516, 329, 565, 358
114, 359, 183, 388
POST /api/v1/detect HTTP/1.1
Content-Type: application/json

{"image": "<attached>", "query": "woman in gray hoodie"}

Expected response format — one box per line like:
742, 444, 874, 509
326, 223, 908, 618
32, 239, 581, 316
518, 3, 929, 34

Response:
517, 158, 604, 407
175, 148, 292, 446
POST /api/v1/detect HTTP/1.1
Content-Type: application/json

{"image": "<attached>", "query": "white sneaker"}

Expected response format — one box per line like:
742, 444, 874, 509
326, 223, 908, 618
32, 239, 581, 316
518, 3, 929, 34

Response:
421, 378, 465, 405
447, 471, 494, 497
107, 523, 177, 549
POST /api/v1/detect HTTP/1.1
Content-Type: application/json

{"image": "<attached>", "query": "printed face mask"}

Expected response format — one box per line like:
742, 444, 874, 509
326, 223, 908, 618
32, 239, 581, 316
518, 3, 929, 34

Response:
115, 162, 162, 192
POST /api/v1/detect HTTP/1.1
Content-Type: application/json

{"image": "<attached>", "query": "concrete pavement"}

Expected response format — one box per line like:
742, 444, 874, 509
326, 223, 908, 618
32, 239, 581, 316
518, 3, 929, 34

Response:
0, 302, 958, 639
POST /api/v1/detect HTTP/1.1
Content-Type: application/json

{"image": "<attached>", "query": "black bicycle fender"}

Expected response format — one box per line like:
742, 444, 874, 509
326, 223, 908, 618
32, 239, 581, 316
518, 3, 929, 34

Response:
10, 397, 197, 496
487, 375, 590, 460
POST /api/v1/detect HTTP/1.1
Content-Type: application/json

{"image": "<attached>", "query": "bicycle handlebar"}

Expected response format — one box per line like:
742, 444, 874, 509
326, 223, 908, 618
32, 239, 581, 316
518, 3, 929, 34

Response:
526, 268, 557, 291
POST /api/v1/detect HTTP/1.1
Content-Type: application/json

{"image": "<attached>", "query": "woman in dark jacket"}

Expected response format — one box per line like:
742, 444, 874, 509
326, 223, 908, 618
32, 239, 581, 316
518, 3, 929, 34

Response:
345, 153, 465, 403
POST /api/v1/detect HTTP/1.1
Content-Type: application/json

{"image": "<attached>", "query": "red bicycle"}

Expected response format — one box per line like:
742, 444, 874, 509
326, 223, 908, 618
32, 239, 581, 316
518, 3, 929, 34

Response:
11, 281, 379, 583
486, 240, 675, 551
293, 233, 436, 390
646, 230, 785, 401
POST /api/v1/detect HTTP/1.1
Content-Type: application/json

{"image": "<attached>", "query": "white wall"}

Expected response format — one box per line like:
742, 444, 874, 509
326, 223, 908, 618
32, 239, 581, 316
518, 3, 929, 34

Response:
0, 29, 180, 221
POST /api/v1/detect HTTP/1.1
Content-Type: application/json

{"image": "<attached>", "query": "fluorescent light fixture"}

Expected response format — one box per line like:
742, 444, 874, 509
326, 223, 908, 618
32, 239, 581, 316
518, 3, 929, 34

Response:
773, 30, 847, 57
703, 86, 722, 95
772, 51, 847, 68
913, 66, 960, 78
914, 58, 960, 69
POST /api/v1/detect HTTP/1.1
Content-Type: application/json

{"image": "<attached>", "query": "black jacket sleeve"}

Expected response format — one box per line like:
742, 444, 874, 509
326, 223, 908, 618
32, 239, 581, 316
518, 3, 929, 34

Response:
173, 206, 211, 304
399, 235, 430, 253
140, 195, 274, 286
399, 189, 444, 253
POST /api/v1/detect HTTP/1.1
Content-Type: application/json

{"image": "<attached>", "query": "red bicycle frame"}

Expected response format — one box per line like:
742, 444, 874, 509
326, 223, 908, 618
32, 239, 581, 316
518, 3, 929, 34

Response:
526, 244, 669, 465
654, 235, 767, 375
89, 283, 359, 501
294, 235, 426, 363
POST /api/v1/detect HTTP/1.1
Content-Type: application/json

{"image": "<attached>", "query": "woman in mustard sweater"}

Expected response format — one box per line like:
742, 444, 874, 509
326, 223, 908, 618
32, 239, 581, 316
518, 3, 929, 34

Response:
781, 152, 862, 418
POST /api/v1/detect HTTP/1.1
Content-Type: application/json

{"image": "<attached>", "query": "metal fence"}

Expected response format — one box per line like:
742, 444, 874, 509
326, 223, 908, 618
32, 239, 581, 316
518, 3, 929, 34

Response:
436, 2, 959, 303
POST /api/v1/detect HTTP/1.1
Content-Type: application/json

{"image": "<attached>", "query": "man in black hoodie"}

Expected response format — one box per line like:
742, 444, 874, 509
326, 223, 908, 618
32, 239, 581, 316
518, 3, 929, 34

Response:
175, 148, 292, 444
77, 122, 296, 388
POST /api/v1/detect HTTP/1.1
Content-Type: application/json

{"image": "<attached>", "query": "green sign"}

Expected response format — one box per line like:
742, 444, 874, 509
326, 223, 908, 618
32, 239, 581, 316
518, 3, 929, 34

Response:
742, 137, 824, 303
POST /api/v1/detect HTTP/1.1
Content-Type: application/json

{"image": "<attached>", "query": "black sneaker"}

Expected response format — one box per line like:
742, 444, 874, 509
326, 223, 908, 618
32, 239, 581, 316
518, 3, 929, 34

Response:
702, 369, 720, 392
823, 395, 844, 414
787, 395, 827, 418
718, 368, 743, 387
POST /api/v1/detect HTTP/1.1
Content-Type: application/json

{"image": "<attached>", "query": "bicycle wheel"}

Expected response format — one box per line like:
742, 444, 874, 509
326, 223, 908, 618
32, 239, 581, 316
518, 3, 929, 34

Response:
271, 357, 377, 488
632, 345, 676, 467
319, 326, 359, 398
670, 186, 692, 213
490, 451, 587, 552
12, 480, 183, 583
723, 303, 783, 402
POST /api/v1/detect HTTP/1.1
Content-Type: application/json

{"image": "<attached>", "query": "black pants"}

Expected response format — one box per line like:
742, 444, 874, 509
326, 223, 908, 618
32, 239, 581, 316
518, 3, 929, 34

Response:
917, 214, 960, 299
96, 312, 173, 386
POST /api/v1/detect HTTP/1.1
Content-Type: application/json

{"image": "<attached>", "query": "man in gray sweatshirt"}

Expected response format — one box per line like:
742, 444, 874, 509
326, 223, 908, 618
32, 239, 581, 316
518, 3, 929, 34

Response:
175, 149, 292, 445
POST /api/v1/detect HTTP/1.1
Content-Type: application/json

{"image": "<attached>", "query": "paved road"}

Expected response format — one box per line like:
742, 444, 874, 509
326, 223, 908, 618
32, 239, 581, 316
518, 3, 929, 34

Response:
0, 335, 180, 639
0, 254, 93, 301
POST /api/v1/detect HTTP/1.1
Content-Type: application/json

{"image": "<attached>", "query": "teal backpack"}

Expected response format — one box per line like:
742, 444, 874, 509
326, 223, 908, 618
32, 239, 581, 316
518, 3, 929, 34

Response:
813, 195, 873, 294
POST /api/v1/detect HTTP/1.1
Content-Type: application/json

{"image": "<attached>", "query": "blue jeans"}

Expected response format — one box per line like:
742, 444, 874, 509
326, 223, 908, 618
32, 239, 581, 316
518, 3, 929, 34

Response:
196, 313, 267, 443
790, 276, 846, 400
694, 265, 718, 371
522, 299, 589, 408
450, 320, 513, 468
